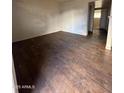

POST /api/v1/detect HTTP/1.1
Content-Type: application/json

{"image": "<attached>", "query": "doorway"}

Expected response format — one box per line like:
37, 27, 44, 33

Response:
88, 0, 111, 37
93, 9, 102, 35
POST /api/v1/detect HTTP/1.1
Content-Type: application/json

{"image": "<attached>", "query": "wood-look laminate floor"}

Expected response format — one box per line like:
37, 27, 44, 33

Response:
13, 31, 112, 93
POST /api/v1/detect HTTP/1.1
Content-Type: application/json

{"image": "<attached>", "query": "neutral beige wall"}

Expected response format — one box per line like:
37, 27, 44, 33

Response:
13, 0, 61, 42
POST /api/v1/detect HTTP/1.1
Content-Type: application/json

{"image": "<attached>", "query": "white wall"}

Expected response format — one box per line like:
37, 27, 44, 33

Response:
94, 10, 101, 18
59, 0, 94, 36
13, 0, 61, 42
106, 13, 112, 50
13, 0, 94, 42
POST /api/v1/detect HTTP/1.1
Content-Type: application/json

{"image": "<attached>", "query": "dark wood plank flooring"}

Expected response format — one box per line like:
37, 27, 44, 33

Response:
13, 31, 112, 93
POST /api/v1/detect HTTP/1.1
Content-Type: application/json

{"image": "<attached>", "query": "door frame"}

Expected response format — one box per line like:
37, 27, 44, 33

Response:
87, 1, 95, 34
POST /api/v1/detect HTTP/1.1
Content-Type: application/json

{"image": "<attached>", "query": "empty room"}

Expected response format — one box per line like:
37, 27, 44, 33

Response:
12, 0, 112, 93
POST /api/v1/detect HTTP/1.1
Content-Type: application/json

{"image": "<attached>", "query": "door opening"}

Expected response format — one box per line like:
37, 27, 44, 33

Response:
88, 1, 95, 34
88, 0, 111, 38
